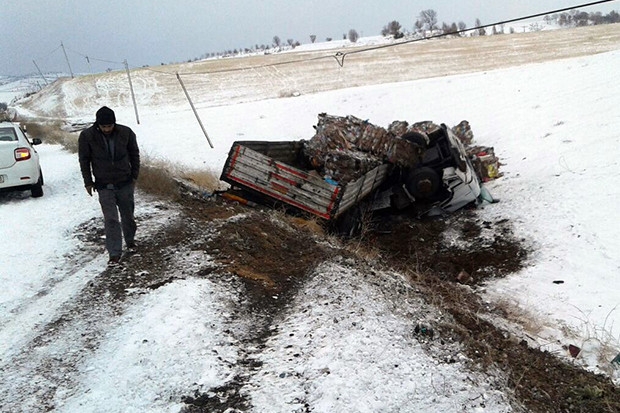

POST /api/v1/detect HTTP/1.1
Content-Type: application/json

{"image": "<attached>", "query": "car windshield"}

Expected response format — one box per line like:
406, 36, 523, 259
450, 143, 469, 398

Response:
0, 127, 18, 142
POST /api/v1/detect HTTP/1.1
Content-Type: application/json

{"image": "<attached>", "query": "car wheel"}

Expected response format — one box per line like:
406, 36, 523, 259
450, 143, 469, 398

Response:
405, 167, 441, 199
31, 169, 44, 198
401, 131, 428, 148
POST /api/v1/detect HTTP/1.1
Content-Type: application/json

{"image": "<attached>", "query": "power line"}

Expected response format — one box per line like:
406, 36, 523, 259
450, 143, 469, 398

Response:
33, 44, 63, 62
29, 0, 618, 78
339, 0, 618, 65
65, 46, 125, 67
150, 0, 617, 75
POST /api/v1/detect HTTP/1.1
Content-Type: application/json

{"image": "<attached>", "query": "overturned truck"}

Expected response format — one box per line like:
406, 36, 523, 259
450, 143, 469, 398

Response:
220, 113, 498, 233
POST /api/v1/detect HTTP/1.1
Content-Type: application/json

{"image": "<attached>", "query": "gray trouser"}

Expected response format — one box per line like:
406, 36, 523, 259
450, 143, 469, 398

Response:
97, 183, 136, 257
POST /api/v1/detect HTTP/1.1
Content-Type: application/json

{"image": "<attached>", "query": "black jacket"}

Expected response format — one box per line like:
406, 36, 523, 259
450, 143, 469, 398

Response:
78, 124, 140, 189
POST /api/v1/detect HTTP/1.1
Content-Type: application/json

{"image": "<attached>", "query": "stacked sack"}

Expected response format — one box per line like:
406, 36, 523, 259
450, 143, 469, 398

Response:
303, 113, 425, 182
450, 120, 502, 182
452, 120, 474, 145
467, 146, 502, 182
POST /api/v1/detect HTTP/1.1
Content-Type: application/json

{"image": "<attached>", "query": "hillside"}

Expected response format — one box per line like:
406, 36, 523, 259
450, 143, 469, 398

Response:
17, 24, 620, 121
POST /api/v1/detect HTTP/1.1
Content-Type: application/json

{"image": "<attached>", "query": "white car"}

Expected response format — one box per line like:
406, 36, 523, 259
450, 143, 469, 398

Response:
0, 121, 44, 197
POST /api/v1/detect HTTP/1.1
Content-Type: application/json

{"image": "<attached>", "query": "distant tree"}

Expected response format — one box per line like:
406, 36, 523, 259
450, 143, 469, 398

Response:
381, 20, 402, 37
529, 22, 543, 32
348, 29, 359, 42
574, 11, 590, 26
273, 36, 281, 47
287, 39, 294, 46
558, 12, 571, 26
0, 102, 8, 112
605, 10, 620, 23
310, 34, 317, 43
419, 9, 438, 31
591, 12, 604, 25
342, 33, 347, 40
413, 19, 424, 35
475, 18, 486, 35
458, 21, 467, 33
326, 37, 332, 41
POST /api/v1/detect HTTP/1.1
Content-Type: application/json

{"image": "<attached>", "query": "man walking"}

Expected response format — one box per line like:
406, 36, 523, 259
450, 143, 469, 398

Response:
78, 106, 140, 265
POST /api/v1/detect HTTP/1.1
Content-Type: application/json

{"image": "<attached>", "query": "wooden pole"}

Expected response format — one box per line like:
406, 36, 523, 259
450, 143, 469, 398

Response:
86, 56, 100, 97
124, 60, 140, 125
32, 60, 48, 85
60, 41, 74, 78
176, 72, 214, 148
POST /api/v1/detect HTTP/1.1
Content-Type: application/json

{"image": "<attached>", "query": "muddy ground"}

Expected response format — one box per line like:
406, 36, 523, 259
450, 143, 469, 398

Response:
12, 190, 617, 412
172, 192, 618, 412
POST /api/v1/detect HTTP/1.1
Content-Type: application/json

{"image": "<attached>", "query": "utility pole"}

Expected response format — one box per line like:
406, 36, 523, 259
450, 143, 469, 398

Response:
60, 41, 74, 78
32, 60, 49, 85
124, 60, 140, 124
86, 56, 100, 97
85, 56, 93, 74
176, 72, 214, 148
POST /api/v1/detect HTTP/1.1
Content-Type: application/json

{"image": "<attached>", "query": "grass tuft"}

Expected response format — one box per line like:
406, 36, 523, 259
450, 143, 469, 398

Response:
23, 121, 80, 153
21, 121, 222, 201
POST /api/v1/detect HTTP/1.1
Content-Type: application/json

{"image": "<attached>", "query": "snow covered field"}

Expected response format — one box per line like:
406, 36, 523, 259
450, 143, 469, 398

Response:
1, 25, 619, 411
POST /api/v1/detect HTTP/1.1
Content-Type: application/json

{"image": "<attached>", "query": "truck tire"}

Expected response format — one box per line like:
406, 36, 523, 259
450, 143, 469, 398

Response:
405, 167, 440, 200
401, 131, 428, 148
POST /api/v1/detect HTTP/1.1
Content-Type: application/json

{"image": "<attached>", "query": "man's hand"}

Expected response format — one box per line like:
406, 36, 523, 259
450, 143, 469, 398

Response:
86, 185, 94, 196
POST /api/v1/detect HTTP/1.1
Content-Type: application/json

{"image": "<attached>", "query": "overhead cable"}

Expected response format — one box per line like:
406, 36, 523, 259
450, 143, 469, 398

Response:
152, 0, 617, 75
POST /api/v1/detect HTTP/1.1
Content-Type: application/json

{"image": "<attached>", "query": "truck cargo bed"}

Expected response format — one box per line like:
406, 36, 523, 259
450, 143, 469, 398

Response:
220, 141, 391, 220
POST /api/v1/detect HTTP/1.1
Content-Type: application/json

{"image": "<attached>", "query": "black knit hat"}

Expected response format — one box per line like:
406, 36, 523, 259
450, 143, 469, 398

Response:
96, 106, 116, 125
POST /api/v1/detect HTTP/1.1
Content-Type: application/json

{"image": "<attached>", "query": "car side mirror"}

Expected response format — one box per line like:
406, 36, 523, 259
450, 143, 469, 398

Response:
32, 138, 42, 145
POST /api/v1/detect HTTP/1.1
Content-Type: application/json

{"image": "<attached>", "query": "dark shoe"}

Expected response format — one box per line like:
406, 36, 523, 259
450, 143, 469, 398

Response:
126, 242, 137, 253
108, 255, 122, 266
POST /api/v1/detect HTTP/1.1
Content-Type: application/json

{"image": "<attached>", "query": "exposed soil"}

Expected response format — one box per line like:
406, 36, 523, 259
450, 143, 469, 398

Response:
362, 208, 619, 413
12, 191, 617, 412
174, 193, 619, 413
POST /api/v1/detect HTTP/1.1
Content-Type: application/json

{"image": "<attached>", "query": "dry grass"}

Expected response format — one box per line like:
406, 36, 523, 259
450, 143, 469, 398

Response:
19, 120, 222, 201
138, 156, 222, 200
493, 298, 546, 338
22, 121, 79, 153
179, 167, 223, 192
567, 306, 620, 375
136, 156, 183, 200
288, 216, 325, 236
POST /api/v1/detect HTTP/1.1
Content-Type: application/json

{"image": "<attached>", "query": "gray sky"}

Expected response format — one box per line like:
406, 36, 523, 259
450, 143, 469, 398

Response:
2, 0, 618, 76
